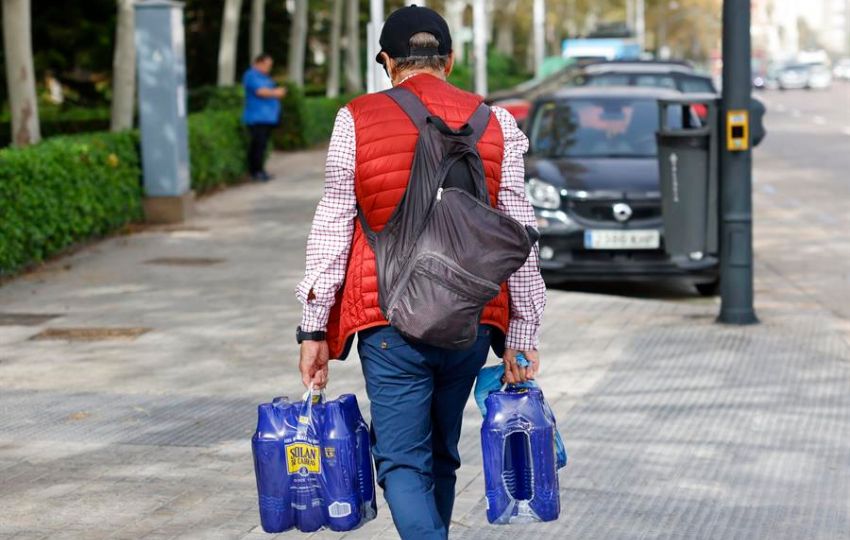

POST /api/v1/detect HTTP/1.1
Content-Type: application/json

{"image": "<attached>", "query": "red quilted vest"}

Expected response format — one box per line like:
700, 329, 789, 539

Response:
326, 74, 510, 359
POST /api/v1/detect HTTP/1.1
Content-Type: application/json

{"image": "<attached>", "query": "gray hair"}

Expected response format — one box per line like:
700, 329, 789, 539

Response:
392, 32, 450, 73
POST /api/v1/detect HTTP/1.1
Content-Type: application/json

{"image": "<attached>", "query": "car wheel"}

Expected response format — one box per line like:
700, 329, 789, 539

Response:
695, 280, 720, 297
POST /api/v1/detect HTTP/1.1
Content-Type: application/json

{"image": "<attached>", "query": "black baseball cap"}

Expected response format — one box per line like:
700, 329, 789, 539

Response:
375, 5, 452, 65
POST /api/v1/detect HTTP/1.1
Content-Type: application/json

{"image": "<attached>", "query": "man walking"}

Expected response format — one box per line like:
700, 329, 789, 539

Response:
242, 53, 285, 181
295, 6, 545, 539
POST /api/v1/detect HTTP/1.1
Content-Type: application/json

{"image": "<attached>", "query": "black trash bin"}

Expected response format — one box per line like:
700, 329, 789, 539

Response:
656, 97, 719, 258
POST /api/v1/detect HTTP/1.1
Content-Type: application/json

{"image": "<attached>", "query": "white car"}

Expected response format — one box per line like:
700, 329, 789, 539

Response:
833, 59, 850, 81
778, 63, 832, 90
807, 65, 833, 89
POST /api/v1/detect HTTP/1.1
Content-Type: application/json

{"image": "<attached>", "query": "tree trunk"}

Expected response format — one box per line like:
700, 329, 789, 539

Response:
110, 0, 135, 132
2, 0, 40, 146
250, 0, 266, 60
495, 0, 517, 57
287, 0, 308, 86
344, 0, 362, 93
326, 0, 342, 98
217, 0, 243, 86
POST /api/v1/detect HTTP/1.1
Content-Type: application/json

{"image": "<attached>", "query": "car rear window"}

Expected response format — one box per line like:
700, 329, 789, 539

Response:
585, 74, 630, 86
679, 76, 715, 93
529, 97, 684, 159
634, 75, 677, 89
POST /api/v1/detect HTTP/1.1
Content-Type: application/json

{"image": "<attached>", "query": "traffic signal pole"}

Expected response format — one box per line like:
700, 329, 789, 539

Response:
718, 0, 758, 324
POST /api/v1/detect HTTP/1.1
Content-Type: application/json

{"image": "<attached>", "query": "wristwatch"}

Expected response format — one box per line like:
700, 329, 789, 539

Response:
296, 326, 326, 344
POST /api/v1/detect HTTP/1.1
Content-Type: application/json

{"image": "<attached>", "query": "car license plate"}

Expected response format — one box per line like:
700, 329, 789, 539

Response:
584, 230, 660, 250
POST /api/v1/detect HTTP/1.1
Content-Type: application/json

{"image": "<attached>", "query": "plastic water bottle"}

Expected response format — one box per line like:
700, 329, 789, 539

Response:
289, 399, 326, 533
339, 394, 377, 520
481, 387, 560, 524
252, 399, 295, 533
321, 400, 362, 531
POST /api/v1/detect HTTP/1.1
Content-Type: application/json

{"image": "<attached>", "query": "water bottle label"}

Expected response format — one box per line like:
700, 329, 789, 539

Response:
286, 442, 321, 475
328, 501, 352, 518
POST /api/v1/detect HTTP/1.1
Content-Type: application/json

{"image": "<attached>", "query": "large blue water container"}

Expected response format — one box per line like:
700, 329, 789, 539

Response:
481, 387, 560, 524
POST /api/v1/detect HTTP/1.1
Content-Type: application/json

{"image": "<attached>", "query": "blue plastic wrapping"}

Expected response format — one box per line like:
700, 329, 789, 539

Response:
251, 390, 377, 533
480, 387, 561, 524
476, 355, 564, 525
474, 362, 568, 470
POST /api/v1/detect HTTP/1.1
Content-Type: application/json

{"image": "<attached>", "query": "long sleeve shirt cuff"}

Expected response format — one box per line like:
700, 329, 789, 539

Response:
505, 318, 540, 351
300, 302, 331, 333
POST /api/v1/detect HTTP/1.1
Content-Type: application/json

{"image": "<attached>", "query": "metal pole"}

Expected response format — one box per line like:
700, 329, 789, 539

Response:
636, 0, 645, 51
367, 0, 389, 93
533, 0, 545, 77
718, 0, 758, 324
473, 0, 488, 95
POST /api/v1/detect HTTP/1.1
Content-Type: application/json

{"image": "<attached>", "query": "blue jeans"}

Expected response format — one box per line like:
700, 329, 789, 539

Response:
357, 325, 492, 540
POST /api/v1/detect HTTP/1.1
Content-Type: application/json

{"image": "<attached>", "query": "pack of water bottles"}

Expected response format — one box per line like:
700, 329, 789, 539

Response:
475, 359, 566, 525
251, 390, 377, 533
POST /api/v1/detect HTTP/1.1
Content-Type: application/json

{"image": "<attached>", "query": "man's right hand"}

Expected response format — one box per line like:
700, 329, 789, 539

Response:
275, 87, 287, 99
503, 348, 540, 384
299, 340, 330, 389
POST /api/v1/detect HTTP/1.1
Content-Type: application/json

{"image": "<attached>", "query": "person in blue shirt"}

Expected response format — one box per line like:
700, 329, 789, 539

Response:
242, 53, 286, 181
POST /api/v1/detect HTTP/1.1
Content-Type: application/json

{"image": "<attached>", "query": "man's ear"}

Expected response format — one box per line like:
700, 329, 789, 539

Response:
379, 52, 394, 79
445, 52, 455, 78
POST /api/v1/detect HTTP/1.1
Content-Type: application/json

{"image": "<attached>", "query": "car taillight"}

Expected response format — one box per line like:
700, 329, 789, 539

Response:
692, 104, 708, 119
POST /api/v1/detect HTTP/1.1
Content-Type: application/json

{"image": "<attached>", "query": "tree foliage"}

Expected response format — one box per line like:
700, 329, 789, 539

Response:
0, 0, 723, 114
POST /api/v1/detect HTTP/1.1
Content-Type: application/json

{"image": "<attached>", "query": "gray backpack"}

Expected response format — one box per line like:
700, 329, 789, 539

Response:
359, 87, 538, 350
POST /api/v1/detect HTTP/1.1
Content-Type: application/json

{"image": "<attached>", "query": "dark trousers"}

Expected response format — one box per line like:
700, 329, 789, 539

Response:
357, 324, 492, 540
247, 123, 275, 175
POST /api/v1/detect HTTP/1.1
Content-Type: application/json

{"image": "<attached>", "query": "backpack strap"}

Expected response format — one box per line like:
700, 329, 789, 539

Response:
465, 103, 492, 145
385, 86, 492, 143
384, 87, 431, 130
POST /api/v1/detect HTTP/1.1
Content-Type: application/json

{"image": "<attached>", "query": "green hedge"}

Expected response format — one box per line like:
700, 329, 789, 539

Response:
187, 109, 249, 193
190, 84, 352, 151
448, 52, 532, 93
0, 113, 112, 148
0, 107, 249, 275
0, 87, 346, 276
187, 85, 244, 113
0, 131, 143, 275
273, 84, 352, 150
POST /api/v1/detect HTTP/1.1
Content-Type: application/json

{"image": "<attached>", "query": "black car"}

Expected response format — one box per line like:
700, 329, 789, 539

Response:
487, 60, 717, 126
523, 86, 719, 294
577, 61, 717, 93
